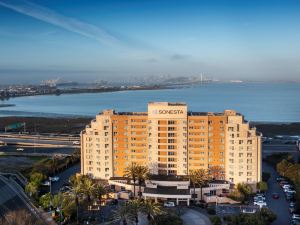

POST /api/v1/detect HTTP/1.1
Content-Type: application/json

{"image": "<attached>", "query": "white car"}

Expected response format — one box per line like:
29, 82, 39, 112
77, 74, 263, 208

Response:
293, 214, 300, 220
16, 148, 24, 151
254, 196, 265, 201
164, 201, 176, 207
50, 176, 60, 182
283, 184, 292, 189
73, 141, 80, 145
254, 200, 267, 207
242, 208, 256, 214
42, 181, 50, 186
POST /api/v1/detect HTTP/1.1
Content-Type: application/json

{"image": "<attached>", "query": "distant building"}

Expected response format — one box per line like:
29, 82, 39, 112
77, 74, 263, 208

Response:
81, 102, 262, 187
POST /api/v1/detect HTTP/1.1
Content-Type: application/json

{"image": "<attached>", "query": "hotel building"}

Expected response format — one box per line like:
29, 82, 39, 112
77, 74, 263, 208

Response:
81, 102, 261, 187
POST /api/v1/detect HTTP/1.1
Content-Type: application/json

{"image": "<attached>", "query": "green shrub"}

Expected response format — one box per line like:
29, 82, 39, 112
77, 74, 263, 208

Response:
210, 215, 222, 225
207, 207, 216, 215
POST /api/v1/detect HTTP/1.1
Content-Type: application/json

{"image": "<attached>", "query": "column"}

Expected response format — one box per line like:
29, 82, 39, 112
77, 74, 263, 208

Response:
187, 199, 190, 206
176, 198, 179, 205
155, 197, 158, 203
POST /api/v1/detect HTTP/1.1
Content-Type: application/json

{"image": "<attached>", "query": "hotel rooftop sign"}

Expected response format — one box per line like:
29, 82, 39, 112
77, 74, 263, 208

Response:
148, 102, 187, 119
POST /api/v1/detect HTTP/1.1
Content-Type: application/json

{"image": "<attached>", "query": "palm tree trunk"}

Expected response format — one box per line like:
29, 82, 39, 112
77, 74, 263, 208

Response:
76, 196, 79, 225
133, 179, 136, 199
193, 184, 196, 203
200, 186, 203, 201
138, 182, 142, 199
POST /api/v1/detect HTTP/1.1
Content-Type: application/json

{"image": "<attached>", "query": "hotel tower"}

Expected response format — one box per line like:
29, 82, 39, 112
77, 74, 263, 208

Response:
81, 102, 262, 185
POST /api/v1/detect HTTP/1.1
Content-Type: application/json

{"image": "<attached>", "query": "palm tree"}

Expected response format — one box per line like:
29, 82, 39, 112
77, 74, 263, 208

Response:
124, 162, 138, 199
81, 176, 95, 203
142, 200, 162, 224
69, 175, 83, 225
111, 204, 134, 225
51, 156, 59, 175
189, 169, 209, 202
195, 169, 209, 201
135, 165, 149, 199
209, 166, 224, 180
127, 199, 143, 225
93, 181, 106, 207
189, 170, 198, 203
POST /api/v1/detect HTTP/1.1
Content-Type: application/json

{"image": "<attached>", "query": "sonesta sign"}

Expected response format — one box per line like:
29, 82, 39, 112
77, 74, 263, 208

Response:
152, 109, 184, 115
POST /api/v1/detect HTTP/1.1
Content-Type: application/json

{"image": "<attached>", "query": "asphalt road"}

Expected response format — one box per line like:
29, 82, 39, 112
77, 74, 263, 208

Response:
0, 137, 75, 146
51, 163, 80, 194
263, 162, 292, 225
0, 145, 77, 155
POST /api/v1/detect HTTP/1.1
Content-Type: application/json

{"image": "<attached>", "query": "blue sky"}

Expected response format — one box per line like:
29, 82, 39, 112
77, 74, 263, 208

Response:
0, 0, 300, 83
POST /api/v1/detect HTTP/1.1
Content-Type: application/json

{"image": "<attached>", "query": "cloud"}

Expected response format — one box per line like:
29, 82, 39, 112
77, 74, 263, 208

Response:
170, 54, 189, 61
0, 0, 119, 46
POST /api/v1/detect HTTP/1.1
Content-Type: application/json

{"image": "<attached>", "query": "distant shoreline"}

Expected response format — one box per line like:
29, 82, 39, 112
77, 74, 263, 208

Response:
0, 84, 173, 100
0, 104, 15, 108
0, 116, 299, 137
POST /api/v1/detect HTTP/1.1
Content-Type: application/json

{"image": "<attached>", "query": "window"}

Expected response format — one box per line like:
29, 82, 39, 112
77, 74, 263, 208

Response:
168, 120, 176, 125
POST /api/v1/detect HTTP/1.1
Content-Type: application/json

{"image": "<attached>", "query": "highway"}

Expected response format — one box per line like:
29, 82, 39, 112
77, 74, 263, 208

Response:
0, 145, 77, 155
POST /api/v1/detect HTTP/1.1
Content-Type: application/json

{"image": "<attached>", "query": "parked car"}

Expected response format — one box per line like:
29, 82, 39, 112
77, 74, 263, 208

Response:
286, 189, 297, 194
290, 203, 296, 214
49, 176, 60, 182
276, 177, 285, 182
280, 181, 289, 187
286, 193, 295, 201
164, 201, 176, 207
254, 196, 266, 201
42, 181, 50, 186
242, 208, 257, 214
254, 200, 267, 207
283, 184, 293, 189
16, 148, 24, 151
292, 214, 300, 220
73, 141, 80, 145
272, 193, 280, 199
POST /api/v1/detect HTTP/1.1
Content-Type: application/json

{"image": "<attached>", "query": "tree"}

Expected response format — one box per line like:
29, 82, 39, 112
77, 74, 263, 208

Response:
50, 156, 59, 175
111, 204, 134, 225
135, 165, 149, 199
257, 181, 268, 193
29, 172, 45, 185
69, 175, 84, 224
142, 200, 162, 224
81, 176, 95, 203
189, 170, 198, 203
25, 182, 39, 197
3, 209, 43, 225
276, 159, 291, 177
209, 166, 224, 180
39, 192, 51, 209
127, 199, 143, 225
189, 169, 209, 202
237, 183, 253, 202
124, 162, 138, 198
93, 181, 107, 207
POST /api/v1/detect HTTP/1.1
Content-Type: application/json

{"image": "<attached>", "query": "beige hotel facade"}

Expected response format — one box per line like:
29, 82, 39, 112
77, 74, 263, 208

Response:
81, 102, 262, 185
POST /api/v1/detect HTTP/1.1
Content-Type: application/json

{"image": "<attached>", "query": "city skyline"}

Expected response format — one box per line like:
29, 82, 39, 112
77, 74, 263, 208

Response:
1, 0, 300, 83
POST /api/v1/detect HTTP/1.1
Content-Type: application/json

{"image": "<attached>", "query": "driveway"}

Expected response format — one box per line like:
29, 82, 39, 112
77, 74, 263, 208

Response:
181, 209, 212, 225
263, 162, 292, 225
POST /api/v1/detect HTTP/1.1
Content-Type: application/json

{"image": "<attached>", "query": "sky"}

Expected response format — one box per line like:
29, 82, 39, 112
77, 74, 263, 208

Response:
0, 0, 300, 84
